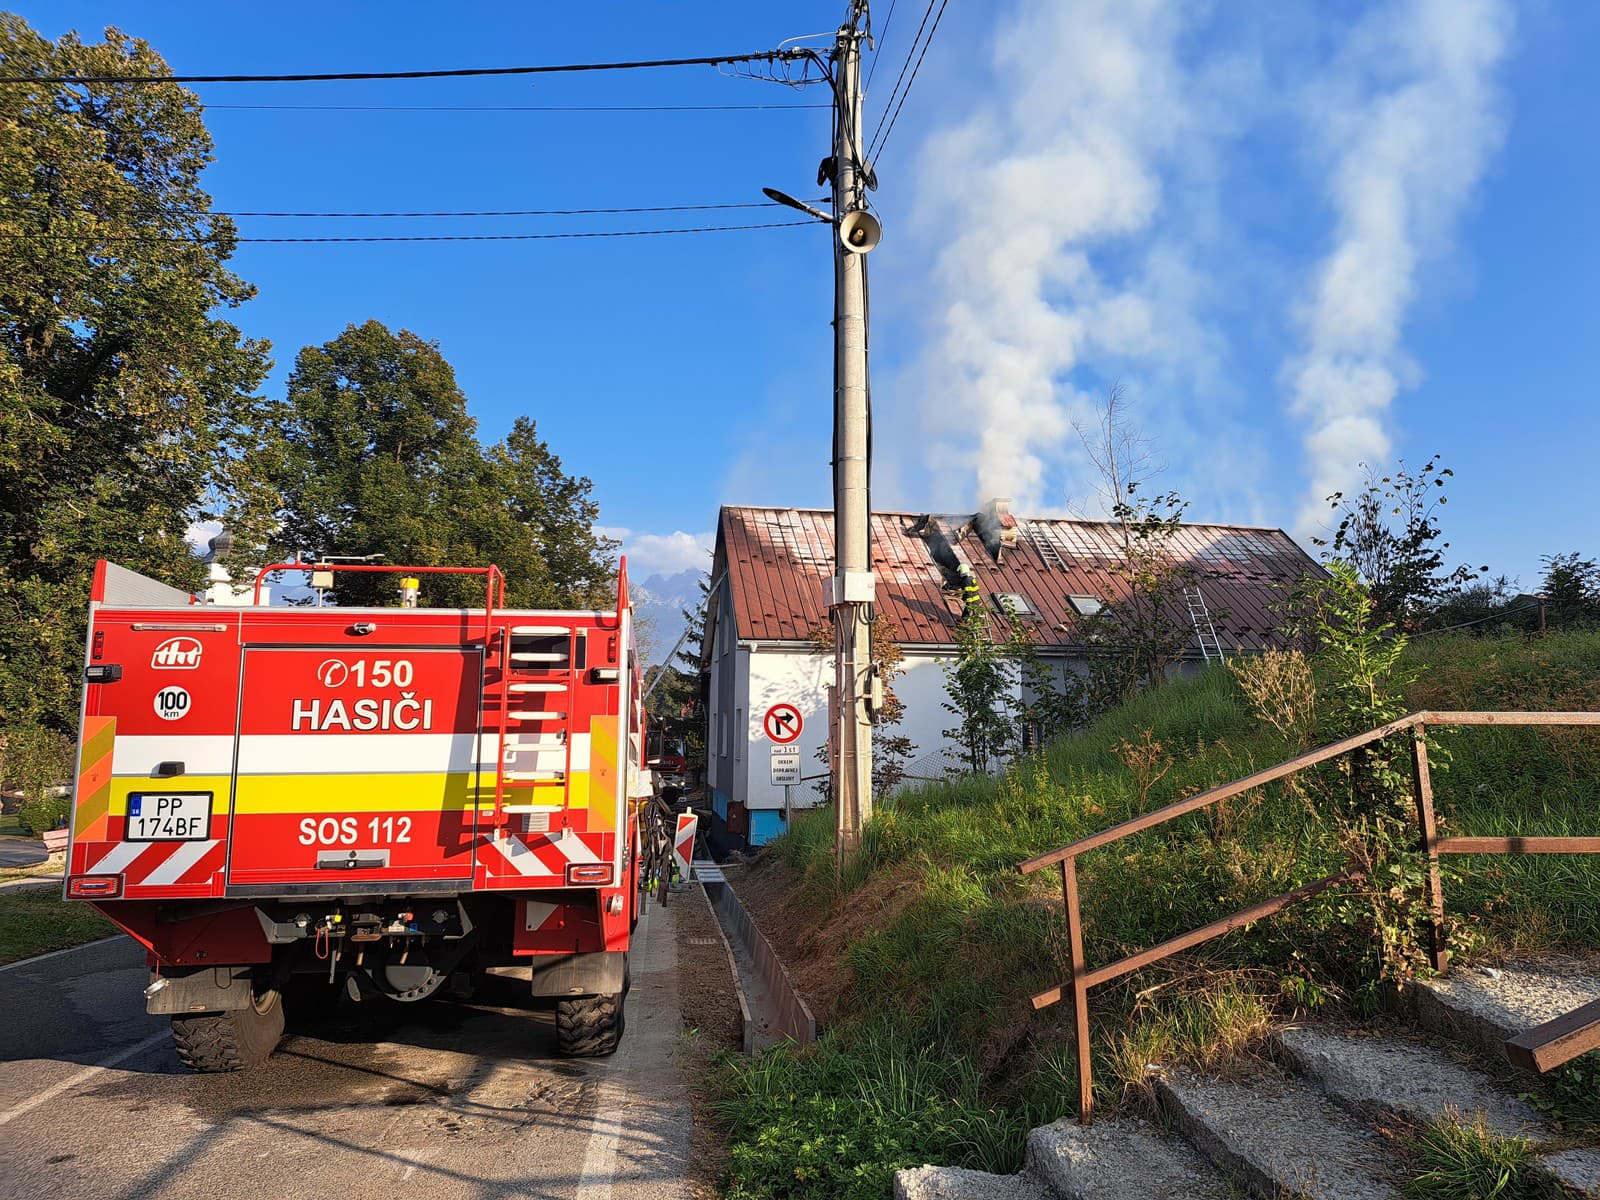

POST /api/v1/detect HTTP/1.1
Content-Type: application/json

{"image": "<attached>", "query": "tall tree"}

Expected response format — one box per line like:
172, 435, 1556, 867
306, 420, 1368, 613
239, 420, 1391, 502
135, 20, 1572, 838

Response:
1313, 457, 1485, 629
266, 320, 614, 609
0, 17, 273, 740
1074, 387, 1202, 709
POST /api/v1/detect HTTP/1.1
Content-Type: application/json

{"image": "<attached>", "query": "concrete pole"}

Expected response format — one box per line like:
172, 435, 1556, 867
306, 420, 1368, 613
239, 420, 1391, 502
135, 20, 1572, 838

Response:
830, 21, 874, 867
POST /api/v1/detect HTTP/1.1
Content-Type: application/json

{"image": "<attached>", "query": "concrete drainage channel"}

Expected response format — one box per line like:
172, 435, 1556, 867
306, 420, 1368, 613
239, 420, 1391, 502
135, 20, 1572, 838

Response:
696, 867, 816, 1053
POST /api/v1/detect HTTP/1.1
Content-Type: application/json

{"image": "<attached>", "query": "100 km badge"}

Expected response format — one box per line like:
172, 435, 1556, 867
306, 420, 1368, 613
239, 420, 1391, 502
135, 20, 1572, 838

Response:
153, 685, 191, 721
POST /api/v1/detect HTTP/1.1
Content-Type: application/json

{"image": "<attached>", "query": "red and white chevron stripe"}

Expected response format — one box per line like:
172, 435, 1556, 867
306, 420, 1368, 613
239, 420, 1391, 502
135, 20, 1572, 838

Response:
81, 837, 227, 894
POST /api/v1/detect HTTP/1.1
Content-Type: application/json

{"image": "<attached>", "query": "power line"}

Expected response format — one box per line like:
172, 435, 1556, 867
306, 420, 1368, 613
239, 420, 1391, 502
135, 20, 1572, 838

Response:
865, 0, 938, 155
868, 0, 951, 159
863, 0, 899, 94
0, 50, 813, 87
204, 102, 829, 113
211, 202, 794, 218
3, 221, 817, 245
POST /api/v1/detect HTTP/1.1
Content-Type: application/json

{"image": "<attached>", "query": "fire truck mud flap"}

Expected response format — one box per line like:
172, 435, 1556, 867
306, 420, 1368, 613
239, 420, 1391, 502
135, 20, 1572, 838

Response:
529, 950, 628, 999
145, 965, 256, 1014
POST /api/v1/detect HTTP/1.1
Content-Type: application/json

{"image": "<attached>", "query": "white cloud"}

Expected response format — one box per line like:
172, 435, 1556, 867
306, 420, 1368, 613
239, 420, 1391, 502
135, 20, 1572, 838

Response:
1285, 0, 1513, 535
594, 526, 714, 579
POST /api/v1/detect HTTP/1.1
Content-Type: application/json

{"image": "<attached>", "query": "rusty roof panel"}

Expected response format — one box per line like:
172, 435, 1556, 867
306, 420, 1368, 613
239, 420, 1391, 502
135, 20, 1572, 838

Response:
717, 506, 1321, 653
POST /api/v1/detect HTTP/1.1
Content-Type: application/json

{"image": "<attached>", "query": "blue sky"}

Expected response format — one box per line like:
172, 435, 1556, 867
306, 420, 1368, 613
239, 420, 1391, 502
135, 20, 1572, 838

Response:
19, 1, 1598, 590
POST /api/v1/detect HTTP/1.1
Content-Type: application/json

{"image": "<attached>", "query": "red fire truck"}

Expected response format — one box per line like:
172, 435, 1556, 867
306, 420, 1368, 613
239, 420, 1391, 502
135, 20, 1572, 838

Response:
63, 558, 661, 1071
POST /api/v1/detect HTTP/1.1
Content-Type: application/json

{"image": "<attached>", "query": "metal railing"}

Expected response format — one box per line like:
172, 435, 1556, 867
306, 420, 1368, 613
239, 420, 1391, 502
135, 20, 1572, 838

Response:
1016, 710, 1600, 1124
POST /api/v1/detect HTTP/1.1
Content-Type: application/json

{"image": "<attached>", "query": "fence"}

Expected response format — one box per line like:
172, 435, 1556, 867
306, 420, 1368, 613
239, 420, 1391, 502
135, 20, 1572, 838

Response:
1016, 710, 1600, 1124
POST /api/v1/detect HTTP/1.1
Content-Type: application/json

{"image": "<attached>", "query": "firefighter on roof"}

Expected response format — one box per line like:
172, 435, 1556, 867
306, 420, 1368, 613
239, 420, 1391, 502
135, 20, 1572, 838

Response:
958, 564, 982, 614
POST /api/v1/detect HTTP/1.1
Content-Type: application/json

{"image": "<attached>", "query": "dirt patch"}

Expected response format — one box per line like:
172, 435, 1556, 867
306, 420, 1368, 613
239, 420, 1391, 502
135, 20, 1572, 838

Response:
726, 852, 928, 1027
674, 885, 744, 1051
672, 885, 743, 1200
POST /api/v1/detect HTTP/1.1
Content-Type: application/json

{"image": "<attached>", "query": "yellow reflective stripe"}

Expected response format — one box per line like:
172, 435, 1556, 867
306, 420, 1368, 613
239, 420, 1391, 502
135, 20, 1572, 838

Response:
105, 778, 234, 818
233, 772, 483, 814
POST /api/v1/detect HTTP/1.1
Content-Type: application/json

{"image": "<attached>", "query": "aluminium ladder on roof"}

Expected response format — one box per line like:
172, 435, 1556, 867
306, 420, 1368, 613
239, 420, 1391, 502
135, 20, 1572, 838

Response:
1183, 584, 1226, 666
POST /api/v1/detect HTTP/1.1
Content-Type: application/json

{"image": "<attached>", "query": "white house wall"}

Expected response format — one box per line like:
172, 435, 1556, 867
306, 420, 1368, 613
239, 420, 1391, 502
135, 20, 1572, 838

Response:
737, 644, 1024, 831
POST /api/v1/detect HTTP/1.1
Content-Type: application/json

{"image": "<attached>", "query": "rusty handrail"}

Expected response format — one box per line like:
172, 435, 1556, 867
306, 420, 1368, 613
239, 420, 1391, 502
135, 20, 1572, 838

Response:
1018, 709, 1600, 1123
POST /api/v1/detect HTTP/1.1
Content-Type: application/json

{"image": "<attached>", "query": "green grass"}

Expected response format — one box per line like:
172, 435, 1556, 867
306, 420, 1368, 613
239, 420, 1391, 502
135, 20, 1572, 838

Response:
0, 888, 115, 964
714, 630, 1600, 1198
1402, 1114, 1544, 1200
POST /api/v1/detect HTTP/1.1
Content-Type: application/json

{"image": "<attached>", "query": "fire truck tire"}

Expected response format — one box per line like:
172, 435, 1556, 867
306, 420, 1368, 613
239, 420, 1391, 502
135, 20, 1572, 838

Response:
170, 988, 285, 1072
554, 993, 624, 1057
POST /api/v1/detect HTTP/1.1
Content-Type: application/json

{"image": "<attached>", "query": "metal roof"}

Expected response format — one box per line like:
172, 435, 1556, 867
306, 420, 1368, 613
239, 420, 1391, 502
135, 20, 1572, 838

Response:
714, 506, 1322, 653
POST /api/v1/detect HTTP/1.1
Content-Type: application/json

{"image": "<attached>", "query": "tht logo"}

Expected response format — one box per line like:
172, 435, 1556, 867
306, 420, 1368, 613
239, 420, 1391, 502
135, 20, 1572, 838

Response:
150, 636, 203, 669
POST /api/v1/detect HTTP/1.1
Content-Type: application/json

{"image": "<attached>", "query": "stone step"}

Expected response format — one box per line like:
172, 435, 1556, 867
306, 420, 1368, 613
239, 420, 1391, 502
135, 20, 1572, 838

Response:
1025, 1115, 1235, 1200
893, 1165, 1054, 1200
1157, 1069, 1402, 1200
1414, 959, 1600, 1068
1273, 1026, 1548, 1140
1275, 1024, 1600, 1198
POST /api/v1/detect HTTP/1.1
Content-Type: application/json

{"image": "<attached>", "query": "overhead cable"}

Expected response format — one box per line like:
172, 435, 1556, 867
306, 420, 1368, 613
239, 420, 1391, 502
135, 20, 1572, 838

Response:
865, 0, 938, 154
5, 221, 817, 245
869, 0, 951, 159
0, 49, 813, 86
863, 0, 900, 94
209, 202, 789, 218
203, 102, 829, 112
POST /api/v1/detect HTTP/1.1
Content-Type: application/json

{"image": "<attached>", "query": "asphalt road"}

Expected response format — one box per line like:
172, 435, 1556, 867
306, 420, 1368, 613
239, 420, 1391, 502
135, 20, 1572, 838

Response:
0, 903, 693, 1200
0, 837, 47, 868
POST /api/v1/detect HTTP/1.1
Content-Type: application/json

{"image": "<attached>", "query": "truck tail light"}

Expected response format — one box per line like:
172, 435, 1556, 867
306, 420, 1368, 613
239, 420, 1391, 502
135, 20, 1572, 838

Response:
566, 864, 611, 885
68, 874, 123, 899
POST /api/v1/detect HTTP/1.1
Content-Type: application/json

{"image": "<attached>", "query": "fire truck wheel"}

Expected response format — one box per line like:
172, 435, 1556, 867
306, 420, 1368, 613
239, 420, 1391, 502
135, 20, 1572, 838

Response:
170, 987, 285, 1072
554, 993, 624, 1057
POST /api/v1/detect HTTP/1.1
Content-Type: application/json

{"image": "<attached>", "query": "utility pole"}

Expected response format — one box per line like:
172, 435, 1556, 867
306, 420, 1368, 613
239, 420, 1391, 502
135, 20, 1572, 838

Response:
760, 6, 880, 869
828, 5, 877, 868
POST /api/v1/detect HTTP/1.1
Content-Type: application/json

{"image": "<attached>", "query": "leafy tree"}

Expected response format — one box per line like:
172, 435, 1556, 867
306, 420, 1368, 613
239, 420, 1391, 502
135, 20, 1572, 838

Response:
0, 17, 273, 749
1073, 386, 1205, 713
1313, 457, 1485, 629
1081, 482, 1201, 709
1005, 604, 1084, 749
1424, 574, 1535, 636
811, 614, 916, 798
480, 417, 616, 608
1540, 553, 1600, 629
265, 321, 614, 609
644, 572, 710, 777
939, 606, 1015, 774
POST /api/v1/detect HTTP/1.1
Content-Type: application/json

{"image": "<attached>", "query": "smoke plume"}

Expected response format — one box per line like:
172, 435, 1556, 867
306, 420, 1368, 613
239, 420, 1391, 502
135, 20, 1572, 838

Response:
1288, 0, 1513, 534
907, 0, 1194, 514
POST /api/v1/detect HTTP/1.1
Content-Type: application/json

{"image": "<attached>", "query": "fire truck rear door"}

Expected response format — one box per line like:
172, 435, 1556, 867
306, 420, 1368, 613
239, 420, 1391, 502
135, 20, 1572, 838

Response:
225, 645, 484, 892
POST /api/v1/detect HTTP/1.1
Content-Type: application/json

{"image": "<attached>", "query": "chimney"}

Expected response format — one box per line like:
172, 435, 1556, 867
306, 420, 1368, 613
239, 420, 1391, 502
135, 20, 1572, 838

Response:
974, 497, 1018, 563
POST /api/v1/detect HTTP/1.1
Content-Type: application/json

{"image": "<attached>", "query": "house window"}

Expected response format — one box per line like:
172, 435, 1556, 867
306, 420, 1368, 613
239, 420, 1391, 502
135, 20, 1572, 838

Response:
993, 593, 1035, 618
1067, 594, 1105, 616
735, 709, 743, 762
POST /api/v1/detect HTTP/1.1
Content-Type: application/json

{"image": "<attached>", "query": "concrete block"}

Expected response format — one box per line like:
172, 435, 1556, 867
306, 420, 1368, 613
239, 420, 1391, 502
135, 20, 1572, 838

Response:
1025, 1116, 1233, 1200
1537, 1147, 1600, 1198
1274, 1027, 1548, 1140
1158, 1070, 1401, 1200
892, 1165, 1053, 1200
1413, 961, 1600, 1068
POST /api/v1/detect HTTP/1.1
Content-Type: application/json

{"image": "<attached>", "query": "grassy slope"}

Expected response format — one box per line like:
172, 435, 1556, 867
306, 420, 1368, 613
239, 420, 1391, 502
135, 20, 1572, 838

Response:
0, 888, 115, 964
717, 630, 1600, 1200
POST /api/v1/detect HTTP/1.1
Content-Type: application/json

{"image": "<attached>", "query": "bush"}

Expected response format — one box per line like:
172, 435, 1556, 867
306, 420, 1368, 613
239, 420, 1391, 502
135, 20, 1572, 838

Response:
18, 791, 69, 837
1, 722, 72, 835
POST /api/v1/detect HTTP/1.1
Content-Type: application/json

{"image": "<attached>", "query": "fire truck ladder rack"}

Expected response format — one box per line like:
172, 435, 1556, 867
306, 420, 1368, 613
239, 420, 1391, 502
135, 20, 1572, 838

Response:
491, 622, 577, 831
1182, 584, 1225, 665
